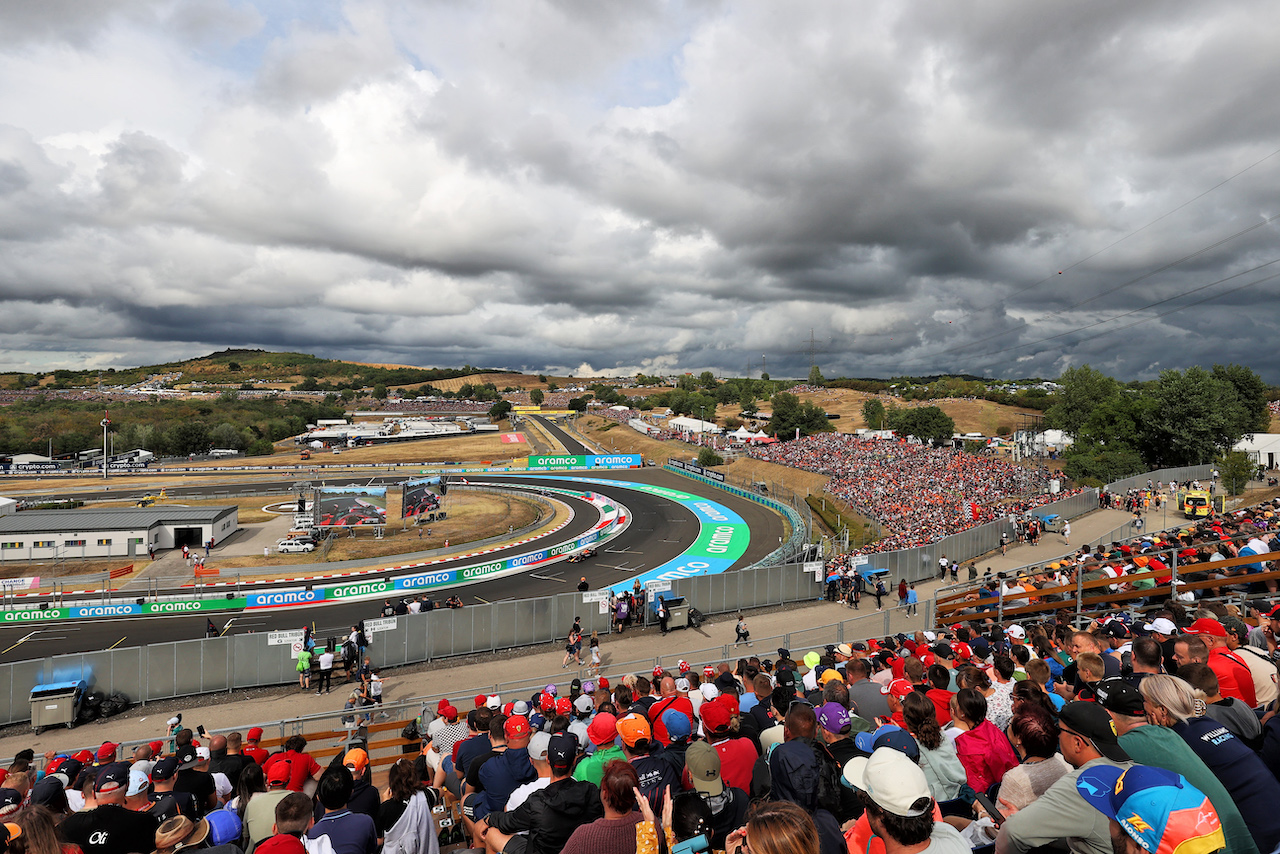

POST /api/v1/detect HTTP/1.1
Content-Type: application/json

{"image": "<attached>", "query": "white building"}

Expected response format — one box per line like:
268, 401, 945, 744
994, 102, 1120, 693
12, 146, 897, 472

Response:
0, 507, 238, 562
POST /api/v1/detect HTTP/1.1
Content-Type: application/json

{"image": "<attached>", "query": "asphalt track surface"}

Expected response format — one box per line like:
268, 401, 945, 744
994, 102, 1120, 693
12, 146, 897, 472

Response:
0, 454, 784, 660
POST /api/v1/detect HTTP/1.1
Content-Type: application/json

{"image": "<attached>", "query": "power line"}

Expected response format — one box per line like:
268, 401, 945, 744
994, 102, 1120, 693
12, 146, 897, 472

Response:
962, 257, 1280, 361
930, 210, 1280, 359
968, 143, 1280, 314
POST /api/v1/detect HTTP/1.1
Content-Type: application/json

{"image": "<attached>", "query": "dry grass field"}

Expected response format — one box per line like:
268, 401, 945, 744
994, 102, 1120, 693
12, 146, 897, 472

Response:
213, 491, 545, 570
716, 387, 1041, 436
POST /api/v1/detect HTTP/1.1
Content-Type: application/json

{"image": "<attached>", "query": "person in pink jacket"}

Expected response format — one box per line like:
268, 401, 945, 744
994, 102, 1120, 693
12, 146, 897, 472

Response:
951, 688, 1019, 794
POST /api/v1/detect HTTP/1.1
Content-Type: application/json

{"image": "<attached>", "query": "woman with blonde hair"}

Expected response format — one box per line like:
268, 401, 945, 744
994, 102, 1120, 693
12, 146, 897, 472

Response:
1139, 675, 1280, 854
10, 806, 82, 854
726, 800, 819, 854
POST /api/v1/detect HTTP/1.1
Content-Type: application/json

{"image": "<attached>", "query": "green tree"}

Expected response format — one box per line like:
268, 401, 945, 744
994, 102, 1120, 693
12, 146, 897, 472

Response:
887, 406, 955, 445
1145, 366, 1252, 467
861, 398, 886, 430
739, 389, 757, 415
1045, 365, 1119, 436
247, 438, 276, 456
1062, 443, 1146, 486
340, 388, 356, 401
228, 361, 241, 372
373, 384, 388, 400
209, 422, 243, 450
1217, 450, 1254, 495
217, 390, 239, 403
567, 397, 588, 413
698, 371, 718, 390
696, 448, 725, 467
677, 374, 698, 391
767, 392, 834, 439
1211, 363, 1270, 432
530, 388, 544, 405
807, 365, 825, 386
489, 400, 512, 420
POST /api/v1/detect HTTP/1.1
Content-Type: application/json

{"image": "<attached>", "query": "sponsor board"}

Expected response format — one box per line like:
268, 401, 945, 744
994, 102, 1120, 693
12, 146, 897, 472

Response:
668, 459, 724, 482
581, 590, 609, 603
330, 579, 392, 599
268, 630, 305, 645
1, 607, 69, 623
247, 589, 325, 609
849, 554, 869, 566
528, 454, 641, 470
364, 617, 397, 633
0, 577, 40, 590
70, 603, 141, 618
144, 598, 246, 615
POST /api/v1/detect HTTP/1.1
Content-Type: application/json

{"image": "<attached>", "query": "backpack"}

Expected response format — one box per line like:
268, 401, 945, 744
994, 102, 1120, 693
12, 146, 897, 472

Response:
357, 630, 369, 647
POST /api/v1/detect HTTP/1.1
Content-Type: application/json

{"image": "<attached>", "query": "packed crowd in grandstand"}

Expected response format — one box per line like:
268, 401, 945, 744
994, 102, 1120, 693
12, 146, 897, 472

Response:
4, 496, 1279, 854
749, 435, 1080, 553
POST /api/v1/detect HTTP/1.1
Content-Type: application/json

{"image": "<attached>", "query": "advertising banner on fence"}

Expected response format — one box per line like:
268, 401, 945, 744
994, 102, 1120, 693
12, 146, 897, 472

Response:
401, 477, 446, 519
315, 486, 387, 527
667, 459, 726, 482
528, 454, 642, 470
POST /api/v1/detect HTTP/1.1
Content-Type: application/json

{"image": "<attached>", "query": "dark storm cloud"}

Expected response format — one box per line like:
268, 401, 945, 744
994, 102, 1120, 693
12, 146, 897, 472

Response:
0, 0, 1278, 381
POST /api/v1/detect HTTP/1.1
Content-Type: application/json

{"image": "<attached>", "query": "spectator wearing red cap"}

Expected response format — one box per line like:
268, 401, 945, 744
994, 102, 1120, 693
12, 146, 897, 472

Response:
433, 705, 470, 760
262, 736, 322, 794
1176, 622, 1256, 707
646, 677, 696, 747
471, 716, 537, 820
696, 698, 758, 793
243, 728, 268, 766
244, 759, 293, 849
573, 713, 624, 786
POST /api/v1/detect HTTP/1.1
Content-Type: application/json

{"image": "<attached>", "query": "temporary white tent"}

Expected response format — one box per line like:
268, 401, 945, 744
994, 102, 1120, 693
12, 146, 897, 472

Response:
668, 416, 722, 434
729, 427, 754, 440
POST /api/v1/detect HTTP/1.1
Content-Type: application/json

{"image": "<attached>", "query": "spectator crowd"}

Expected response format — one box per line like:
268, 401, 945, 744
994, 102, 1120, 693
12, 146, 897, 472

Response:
6, 569, 1280, 854
749, 435, 1079, 553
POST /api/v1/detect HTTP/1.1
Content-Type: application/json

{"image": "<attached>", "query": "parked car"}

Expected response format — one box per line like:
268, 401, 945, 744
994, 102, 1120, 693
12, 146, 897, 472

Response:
277, 540, 316, 554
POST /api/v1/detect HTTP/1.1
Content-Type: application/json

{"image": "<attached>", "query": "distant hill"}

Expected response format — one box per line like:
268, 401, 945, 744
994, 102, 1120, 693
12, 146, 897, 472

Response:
0, 350, 518, 391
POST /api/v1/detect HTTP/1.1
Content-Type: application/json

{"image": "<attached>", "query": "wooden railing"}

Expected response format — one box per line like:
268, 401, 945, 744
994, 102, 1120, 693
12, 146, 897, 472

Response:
936, 547, 1278, 625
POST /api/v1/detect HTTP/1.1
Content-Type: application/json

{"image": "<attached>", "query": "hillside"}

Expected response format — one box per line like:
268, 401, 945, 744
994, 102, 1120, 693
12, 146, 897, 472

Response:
0, 350, 514, 391
716, 387, 1040, 436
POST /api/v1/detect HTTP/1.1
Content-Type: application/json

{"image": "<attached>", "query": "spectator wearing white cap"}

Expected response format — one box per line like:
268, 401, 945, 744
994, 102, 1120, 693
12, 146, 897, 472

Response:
842, 747, 968, 854
506, 732, 553, 810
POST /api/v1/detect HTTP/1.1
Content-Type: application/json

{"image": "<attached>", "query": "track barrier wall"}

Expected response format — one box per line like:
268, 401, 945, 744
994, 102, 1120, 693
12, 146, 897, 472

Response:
0, 560, 833, 726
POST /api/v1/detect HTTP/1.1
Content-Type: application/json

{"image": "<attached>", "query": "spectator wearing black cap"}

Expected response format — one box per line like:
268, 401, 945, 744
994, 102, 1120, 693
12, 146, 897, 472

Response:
171, 745, 216, 816
57, 764, 159, 854
480, 731, 602, 854
994, 702, 1132, 854
148, 757, 201, 823
1102, 676, 1258, 854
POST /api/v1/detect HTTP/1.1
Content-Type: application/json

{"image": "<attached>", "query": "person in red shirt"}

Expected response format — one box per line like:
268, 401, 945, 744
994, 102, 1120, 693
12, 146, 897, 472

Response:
262, 736, 322, 793
646, 677, 695, 745
243, 727, 269, 766
925, 665, 956, 727
1176, 621, 1256, 707
692, 699, 758, 792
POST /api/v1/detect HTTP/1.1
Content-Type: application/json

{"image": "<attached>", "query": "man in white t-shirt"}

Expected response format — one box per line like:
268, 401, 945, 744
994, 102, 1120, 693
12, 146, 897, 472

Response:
317, 647, 335, 694
505, 732, 553, 810
369, 670, 386, 717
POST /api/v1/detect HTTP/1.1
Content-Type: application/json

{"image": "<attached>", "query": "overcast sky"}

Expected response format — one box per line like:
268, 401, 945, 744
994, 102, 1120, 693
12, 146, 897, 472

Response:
2, 0, 1278, 382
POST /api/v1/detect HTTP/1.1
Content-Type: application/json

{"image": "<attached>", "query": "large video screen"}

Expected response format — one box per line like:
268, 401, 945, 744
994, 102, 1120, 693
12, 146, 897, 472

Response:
401, 477, 447, 519
315, 487, 388, 527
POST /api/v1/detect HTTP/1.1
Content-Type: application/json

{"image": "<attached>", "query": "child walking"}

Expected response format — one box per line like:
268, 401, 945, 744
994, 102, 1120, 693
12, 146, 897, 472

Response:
589, 631, 601, 677
734, 613, 751, 648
